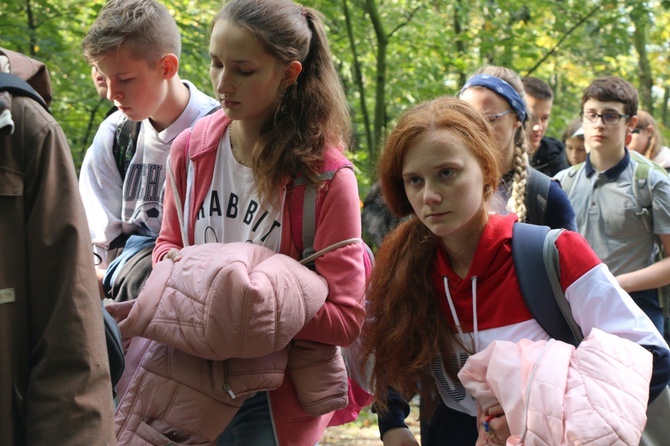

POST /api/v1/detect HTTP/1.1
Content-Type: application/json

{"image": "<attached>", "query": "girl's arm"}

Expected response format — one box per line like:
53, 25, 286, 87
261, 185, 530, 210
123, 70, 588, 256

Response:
153, 129, 191, 264
294, 167, 367, 347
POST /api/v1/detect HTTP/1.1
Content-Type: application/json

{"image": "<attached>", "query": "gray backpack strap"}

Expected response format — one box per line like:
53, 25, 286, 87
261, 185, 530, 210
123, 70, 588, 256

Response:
543, 228, 584, 343
525, 167, 550, 226
557, 162, 584, 198
512, 222, 582, 346
297, 169, 340, 268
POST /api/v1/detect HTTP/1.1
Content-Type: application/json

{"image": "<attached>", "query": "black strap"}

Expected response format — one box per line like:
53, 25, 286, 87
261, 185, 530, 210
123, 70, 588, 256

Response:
512, 222, 580, 346
0, 72, 49, 112
113, 117, 140, 181
112, 105, 221, 181
525, 167, 550, 226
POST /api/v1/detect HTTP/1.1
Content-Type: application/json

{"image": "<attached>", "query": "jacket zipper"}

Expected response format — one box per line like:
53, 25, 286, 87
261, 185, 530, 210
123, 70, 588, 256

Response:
222, 360, 236, 399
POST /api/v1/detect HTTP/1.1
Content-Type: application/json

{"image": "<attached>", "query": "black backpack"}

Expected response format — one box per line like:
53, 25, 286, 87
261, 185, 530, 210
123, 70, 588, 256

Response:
0, 72, 125, 395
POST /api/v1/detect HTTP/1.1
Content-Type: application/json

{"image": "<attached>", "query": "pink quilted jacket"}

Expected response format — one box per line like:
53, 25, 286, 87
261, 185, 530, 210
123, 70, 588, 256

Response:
108, 242, 349, 445
458, 328, 652, 445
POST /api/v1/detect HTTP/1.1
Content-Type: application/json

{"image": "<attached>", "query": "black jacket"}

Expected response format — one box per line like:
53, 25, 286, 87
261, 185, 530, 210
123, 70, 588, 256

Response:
530, 136, 569, 177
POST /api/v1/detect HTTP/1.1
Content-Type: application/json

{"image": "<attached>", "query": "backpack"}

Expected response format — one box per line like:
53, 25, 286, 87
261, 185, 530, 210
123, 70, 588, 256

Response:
559, 152, 670, 319
525, 166, 551, 226
287, 155, 375, 426
511, 222, 581, 346
511, 220, 670, 446
0, 71, 125, 396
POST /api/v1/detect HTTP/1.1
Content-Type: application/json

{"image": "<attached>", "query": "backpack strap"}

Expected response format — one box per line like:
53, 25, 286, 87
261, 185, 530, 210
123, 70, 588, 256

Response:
525, 167, 550, 226
557, 162, 584, 198
0, 72, 49, 111
112, 105, 221, 182
512, 222, 582, 346
113, 116, 141, 181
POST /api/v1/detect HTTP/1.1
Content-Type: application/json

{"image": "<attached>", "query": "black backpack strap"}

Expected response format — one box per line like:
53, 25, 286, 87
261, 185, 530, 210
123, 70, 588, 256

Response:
525, 167, 550, 226
0, 72, 49, 112
112, 116, 141, 181
512, 222, 581, 346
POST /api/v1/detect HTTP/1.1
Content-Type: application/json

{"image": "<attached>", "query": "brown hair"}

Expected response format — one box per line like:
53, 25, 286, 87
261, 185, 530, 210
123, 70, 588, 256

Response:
363, 96, 500, 415
521, 76, 554, 101
581, 76, 638, 118
82, 0, 181, 65
214, 0, 351, 200
636, 110, 664, 159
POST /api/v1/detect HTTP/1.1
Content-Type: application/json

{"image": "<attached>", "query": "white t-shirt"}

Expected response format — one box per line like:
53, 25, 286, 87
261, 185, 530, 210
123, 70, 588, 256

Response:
193, 126, 283, 251
79, 81, 219, 267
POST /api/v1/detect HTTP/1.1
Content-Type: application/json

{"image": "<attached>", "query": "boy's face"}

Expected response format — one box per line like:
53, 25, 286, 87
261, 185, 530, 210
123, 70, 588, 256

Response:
581, 99, 637, 156
96, 45, 170, 122
525, 96, 553, 151
565, 136, 586, 166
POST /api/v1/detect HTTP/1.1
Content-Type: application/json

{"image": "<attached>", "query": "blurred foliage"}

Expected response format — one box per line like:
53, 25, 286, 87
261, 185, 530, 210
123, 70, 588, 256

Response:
2, 0, 670, 197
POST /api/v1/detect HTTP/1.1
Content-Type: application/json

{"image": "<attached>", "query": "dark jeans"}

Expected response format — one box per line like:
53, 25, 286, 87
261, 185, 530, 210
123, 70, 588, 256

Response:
631, 289, 664, 334
420, 399, 478, 446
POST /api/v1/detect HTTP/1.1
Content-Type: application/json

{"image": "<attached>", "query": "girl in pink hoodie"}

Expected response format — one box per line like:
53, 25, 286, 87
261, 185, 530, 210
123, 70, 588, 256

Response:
144, 1, 366, 444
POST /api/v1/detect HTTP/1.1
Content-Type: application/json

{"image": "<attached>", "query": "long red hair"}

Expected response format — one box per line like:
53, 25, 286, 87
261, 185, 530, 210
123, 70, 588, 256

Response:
361, 96, 501, 416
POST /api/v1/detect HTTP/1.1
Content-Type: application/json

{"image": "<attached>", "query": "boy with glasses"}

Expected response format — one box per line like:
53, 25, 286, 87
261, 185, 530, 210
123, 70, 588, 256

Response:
555, 76, 670, 333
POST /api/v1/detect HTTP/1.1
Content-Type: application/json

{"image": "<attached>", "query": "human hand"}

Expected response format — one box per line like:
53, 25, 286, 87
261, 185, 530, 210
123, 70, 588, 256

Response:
381, 427, 420, 446
477, 404, 510, 445
165, 248, 183, 262
96, 267, 107, 299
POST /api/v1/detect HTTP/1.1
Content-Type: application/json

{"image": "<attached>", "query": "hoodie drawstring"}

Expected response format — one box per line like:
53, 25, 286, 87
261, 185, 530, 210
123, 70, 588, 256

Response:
443, 275, 480, 353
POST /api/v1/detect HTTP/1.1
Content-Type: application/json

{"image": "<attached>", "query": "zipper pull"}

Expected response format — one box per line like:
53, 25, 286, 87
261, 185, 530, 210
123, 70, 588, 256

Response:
223, 384, 236, 399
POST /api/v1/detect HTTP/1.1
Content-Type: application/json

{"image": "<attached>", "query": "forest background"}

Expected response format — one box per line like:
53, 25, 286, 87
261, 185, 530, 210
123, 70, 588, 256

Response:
2, 0, 670, 195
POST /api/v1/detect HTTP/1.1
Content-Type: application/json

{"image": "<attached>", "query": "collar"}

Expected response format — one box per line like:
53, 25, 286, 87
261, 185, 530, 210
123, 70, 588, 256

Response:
585, 148, 630, 180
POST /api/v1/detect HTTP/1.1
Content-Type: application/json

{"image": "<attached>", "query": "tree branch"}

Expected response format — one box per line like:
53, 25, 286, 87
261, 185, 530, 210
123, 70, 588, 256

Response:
524, 3, 601, 76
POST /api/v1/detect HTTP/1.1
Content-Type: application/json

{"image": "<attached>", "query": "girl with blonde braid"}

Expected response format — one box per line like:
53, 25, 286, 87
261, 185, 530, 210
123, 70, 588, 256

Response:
459, 65, 576, 231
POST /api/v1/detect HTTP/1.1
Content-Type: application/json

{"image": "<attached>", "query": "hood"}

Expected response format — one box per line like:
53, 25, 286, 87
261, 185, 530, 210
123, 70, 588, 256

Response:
0, 47, 52, 106
433, 213, 532, 332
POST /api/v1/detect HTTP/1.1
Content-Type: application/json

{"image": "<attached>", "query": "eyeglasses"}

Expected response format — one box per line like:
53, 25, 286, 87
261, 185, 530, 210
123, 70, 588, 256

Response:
631, 128, 642, 134
580, 111, 630, 126
485, 110, 514, 123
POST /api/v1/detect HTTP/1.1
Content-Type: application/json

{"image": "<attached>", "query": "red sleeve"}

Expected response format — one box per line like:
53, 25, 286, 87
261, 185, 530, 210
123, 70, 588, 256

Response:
555, 230, 602, 292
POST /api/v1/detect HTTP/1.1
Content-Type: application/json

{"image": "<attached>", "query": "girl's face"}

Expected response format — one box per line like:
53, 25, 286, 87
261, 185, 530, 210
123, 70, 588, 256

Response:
459, 87, 521, 172
402, 128, 488, 245
209, 19, 293, 126
628, 124, 653, 155
565, 136, 587, 166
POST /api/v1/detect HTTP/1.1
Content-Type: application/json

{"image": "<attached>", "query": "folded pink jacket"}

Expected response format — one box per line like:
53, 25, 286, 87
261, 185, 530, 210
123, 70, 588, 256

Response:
108, 242, 348, 445
458, 328, 652, 446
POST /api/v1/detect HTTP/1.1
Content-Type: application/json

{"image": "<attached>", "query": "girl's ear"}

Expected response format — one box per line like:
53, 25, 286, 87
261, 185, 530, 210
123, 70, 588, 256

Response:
161, 54, 180, 79
283, 61, 303, 86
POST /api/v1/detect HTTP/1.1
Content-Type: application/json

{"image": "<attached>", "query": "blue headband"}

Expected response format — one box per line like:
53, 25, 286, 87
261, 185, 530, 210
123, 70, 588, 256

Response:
459, 74, 527, 123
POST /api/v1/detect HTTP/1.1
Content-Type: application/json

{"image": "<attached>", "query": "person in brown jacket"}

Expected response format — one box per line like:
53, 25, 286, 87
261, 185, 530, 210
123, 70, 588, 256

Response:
0, 47, 116, 445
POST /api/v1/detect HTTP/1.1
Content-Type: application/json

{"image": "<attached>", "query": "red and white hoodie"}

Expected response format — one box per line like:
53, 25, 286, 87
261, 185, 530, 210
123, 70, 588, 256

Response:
431, 213, 669, 416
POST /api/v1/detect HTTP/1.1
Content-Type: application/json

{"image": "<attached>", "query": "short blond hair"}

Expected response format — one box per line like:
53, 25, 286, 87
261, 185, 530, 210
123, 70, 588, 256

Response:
82, 0, 181, 65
